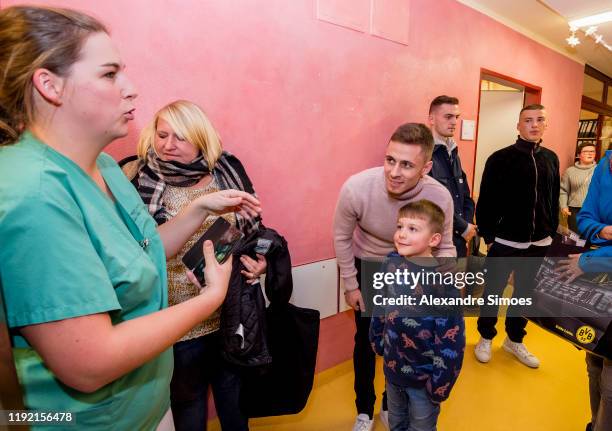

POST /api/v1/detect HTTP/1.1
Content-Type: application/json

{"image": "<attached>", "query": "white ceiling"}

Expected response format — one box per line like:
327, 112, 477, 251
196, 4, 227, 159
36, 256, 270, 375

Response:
544, 0, 610, 20
457, 0, 612, 78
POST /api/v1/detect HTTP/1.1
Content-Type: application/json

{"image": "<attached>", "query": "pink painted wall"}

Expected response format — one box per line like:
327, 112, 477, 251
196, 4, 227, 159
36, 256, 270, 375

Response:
3, 0, 584, 265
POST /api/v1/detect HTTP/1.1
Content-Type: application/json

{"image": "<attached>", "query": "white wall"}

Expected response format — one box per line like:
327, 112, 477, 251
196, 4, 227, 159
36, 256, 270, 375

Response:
473, 90, 525, 199
290, 259, 339, 319
261, 258, 350, 319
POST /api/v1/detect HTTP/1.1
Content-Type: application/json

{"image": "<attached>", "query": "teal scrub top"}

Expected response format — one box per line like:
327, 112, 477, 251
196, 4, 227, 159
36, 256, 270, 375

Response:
0, 132, 173, 430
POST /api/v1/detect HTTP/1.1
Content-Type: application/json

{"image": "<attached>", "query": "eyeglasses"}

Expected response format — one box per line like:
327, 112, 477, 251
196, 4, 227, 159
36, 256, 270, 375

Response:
580, 150, 596, 154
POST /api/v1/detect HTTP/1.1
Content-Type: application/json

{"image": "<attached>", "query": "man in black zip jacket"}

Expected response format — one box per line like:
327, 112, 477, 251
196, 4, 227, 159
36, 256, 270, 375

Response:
428, 95, 476, 257
474, 104, 559, 368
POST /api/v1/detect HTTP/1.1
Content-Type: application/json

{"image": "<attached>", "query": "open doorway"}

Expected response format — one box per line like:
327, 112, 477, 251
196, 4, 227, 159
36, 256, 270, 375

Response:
472, 70, 542, 200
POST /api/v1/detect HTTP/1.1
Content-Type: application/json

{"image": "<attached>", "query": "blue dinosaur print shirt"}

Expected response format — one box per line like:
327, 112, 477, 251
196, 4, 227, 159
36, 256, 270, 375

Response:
369, 253, 465, 403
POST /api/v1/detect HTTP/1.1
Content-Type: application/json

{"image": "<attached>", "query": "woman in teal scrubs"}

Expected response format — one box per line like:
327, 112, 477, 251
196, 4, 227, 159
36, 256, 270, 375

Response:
0, 6, 260, 430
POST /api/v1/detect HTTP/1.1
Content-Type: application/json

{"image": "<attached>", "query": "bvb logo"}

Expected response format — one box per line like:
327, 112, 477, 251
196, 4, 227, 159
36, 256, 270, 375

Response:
576, 325, 596, 345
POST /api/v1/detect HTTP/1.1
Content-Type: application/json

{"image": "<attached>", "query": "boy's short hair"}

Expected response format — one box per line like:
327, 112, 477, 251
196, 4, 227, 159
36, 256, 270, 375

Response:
398, 200, 445, 234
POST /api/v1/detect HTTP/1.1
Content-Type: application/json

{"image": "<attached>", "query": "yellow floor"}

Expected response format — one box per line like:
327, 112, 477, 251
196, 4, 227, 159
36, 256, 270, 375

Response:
209, 317, 591, 430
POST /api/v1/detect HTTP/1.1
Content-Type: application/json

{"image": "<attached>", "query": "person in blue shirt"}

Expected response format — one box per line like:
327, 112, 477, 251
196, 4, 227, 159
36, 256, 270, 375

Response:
0, 6, 260, 430
557, 151, 612, 431
370, 200, 465, 431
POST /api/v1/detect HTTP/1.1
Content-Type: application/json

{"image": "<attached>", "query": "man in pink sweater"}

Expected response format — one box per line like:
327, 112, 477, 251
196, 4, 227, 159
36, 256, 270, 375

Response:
333, 122, 456, 431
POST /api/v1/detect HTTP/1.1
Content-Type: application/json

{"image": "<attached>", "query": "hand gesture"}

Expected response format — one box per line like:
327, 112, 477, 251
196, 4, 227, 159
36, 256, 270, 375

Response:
556, 253, 584, 283
240, 253, 267, 284
195, 189, 261, 220
186, 240, 232, 304
345, 289, 365, 312
463, 223, 478, 242
599, 225, 612, 241
561, 207, 571, 217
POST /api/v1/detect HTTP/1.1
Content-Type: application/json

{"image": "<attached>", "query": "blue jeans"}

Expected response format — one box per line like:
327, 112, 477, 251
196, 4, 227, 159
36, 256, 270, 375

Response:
386, 381, 440, 431
170, 331, 248, 431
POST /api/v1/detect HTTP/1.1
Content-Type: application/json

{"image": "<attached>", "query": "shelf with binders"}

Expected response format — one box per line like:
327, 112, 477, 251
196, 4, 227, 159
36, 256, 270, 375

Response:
577, 119, 598, 139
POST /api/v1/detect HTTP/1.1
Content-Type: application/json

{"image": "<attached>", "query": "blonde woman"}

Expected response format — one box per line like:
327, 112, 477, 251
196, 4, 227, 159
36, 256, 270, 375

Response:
122, 101, 266, 431
0, 6, 260, 431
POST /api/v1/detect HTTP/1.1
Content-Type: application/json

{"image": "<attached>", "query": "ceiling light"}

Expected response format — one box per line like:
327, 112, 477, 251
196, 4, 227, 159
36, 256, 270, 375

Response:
566, 34, 580, 47
565, 10, 612, 52
569, 11, 612, 28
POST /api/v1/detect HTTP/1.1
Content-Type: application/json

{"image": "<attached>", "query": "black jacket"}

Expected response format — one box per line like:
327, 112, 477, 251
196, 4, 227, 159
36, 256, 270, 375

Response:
429, 142, 475, 254
224, 227, 320, 417
240, 303, 320, 417
220, 226, 293, 367
476, 137, 560, 244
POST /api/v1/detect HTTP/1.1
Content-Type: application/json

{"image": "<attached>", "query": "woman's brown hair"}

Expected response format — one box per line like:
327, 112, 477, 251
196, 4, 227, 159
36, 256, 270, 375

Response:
0, 6, 107, 145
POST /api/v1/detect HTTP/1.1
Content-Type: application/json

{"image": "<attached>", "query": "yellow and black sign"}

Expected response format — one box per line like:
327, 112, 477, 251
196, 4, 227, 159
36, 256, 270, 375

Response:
576, 325, 596, 344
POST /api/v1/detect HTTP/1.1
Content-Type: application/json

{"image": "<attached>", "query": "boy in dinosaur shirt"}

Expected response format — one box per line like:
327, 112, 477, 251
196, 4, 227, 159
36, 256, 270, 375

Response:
370, 200, 465, 430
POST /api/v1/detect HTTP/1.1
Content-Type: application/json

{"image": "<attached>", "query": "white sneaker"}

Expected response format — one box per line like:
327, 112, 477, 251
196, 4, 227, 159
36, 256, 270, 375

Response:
352, 413, 374, 431
474, 337, 492, 363
502, 337, 540, 368
379, 409, 389, 430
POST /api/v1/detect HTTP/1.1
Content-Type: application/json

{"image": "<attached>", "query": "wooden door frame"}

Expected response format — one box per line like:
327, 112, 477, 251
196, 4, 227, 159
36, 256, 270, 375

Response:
471, 68, 542, 196
581, 66, 612, 159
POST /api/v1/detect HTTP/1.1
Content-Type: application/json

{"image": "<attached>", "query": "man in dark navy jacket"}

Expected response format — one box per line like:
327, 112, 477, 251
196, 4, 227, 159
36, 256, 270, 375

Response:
428, 95, 476, 257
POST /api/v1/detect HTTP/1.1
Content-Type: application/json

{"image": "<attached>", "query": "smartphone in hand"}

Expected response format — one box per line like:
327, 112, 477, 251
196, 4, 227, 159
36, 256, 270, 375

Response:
182, 217, 244, 283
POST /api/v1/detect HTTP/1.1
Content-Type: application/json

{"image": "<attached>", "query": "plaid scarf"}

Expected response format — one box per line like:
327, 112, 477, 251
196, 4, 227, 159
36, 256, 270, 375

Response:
136, 147, 259, 234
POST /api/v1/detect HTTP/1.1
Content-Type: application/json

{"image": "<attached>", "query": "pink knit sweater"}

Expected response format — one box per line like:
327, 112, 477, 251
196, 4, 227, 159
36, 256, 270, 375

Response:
333, 167, 456, 292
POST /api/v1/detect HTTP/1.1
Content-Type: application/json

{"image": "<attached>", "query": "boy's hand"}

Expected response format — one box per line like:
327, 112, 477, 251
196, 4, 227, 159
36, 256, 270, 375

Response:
345, 289, 365, 311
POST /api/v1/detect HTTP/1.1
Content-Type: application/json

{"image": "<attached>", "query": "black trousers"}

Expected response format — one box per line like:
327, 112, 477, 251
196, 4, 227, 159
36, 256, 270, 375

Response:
353, 258, 387, 418
454, 234, 467, 258
568, 206, 581, 233
476, 242, 547, 343
171, 332, 248, 431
